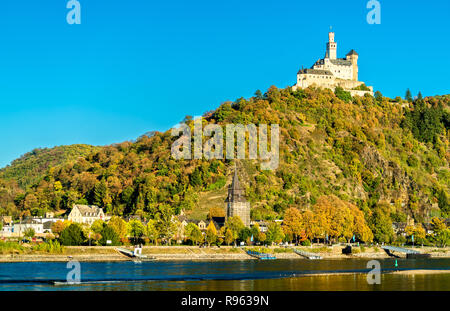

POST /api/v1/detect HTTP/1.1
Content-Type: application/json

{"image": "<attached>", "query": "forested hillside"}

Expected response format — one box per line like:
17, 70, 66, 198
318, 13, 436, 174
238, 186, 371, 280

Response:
0, 87, 448, 232
0, 145, 100, 189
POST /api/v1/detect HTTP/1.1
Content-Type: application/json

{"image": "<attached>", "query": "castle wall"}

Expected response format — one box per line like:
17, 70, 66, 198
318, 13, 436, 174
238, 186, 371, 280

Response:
293, 76, 373, 96
349, 89, 373, 97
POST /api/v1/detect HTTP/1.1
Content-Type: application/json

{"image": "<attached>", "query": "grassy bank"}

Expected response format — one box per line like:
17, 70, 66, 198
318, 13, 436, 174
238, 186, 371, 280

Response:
0, 244, 448, 262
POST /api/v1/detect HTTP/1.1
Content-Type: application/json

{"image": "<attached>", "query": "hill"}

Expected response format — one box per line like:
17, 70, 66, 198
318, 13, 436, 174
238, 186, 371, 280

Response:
0, 144, 100, 189
0, 87, 448, 232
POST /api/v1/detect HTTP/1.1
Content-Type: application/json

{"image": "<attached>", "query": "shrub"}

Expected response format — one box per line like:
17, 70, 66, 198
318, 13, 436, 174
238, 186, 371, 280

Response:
59, 223, 85, 246
335, 87, 352, 102
0, 241, 25, 254
24, 228, 35, 239
301, 239, 311, 246
352, 84, 371, 91
99, 225, 120, 246
32, 240, 64, 253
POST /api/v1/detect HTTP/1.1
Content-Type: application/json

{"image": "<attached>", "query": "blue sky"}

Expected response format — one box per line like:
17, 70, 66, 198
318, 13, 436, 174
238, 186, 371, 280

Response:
0, 0, 449, 168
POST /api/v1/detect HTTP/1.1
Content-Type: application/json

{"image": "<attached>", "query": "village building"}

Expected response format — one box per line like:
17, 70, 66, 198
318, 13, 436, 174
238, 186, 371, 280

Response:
1, 216, 12, 226
251, 220, 268, 233
1, 225, 13, 235
13, 219, 44, 235
68, 204, 105, 225
31, 215, 64, 225
292, 32, 373, 97
392, 222, 408, 236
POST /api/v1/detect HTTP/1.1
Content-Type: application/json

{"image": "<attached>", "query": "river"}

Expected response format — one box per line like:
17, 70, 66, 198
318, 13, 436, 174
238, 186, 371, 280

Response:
0, 258, 448, 291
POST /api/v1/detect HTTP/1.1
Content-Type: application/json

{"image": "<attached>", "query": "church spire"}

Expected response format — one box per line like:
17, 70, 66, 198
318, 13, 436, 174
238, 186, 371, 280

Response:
227, 166, 245, 203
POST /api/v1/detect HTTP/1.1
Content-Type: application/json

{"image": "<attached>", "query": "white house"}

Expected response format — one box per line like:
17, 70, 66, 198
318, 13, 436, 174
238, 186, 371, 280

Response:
13, 219, 44, 235
68, 204, 105, 225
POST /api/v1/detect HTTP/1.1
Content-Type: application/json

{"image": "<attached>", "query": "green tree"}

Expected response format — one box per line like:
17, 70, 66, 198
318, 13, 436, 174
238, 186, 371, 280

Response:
405, 88, 413, 102
145, 219, 159, 245
93, 178, 110, 208
436, 228, 450, 247
250, 223, 261, 243
335, 86, 352, 102
60, 223, 85, 246
99, 225, 120, 246
266, 222, 284, 245
90, 219, 105, 234
254, 90, 263, 100
374, 91, 383, 103
127, 219, 145, 244
238, 227, 252, 244
189, 168, 203, 188
155, 205, 177, 245
369, 204, 394, 243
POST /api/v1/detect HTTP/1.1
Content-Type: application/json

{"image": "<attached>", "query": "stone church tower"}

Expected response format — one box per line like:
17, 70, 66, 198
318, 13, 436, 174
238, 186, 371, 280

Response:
226, 168, 250, 227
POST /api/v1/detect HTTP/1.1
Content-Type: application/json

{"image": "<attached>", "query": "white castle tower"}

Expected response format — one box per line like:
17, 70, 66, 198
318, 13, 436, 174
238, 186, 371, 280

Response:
326, 32, 337, 60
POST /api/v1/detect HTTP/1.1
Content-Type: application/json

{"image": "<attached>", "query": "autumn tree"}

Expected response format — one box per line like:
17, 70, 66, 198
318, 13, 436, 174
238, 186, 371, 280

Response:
185, 223, 203, 245
207, 207, 225, 219
51, 220, 67, 237
282, 208, 302, 243
108, 216, 128, 240
224, 228, 234, 246
206, 221, 218, 246
224, 216, 245, 246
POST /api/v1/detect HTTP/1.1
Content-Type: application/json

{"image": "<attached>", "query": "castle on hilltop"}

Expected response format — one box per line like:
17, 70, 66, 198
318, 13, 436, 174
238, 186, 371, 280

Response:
292, 32, 373, 96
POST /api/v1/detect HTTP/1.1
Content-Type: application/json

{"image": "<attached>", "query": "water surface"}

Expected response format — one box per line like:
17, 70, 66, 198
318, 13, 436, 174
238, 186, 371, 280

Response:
0, 258, 448, 291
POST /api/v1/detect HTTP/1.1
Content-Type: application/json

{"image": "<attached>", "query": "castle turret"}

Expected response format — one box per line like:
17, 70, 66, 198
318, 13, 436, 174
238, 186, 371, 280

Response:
346, 49, 359, 81
326, 32, 337, 59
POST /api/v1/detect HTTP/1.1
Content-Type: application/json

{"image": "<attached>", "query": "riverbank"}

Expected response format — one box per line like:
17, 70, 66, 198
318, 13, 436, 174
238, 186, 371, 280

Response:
0, 245, 448, 262
390, 269, 450, 275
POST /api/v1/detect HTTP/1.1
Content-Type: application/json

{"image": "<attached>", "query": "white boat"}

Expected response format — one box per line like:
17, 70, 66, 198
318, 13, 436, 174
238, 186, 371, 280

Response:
116, 246, 155, 260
